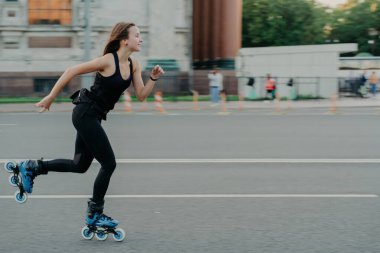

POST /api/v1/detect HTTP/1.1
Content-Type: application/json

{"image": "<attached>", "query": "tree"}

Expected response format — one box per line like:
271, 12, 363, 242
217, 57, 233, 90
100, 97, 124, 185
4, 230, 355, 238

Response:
330, 0, 380, 56
242, 0, 328, 47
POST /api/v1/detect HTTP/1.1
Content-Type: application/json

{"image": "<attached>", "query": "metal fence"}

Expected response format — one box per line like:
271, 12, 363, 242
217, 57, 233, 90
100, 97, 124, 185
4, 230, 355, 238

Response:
0, 72, 239, 98
0, 74, 372, 99
338, 76, 375, 97
237, 76, 336, 99
236, 76, 375, 99
0, 74, 196, 98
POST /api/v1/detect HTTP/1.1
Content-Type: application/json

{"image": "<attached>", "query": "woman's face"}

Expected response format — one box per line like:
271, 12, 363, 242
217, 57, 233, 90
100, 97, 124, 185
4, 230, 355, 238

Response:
126, 26, 143, 52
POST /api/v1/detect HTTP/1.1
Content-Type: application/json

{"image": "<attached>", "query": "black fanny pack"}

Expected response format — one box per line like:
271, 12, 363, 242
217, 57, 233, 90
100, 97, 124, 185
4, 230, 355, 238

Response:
70, 88, 109, 119
70, 88, 93, 105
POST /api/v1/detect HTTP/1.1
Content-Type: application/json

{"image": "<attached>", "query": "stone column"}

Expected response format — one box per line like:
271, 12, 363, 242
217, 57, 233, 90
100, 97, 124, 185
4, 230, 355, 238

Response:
192, 0, 201, 63
200, 0, 211, 67
219, 0, 242, 68
193, 0, 242, 69
210, 0, 222, 62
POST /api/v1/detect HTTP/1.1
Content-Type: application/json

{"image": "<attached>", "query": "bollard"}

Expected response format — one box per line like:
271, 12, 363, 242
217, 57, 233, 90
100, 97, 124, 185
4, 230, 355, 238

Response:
154, 91, 166, 113
123, 91, 132, 113
238, 93, 245, 111
218, 90, 230, 115
191, 90, 200, 111
329, 93, 338, 114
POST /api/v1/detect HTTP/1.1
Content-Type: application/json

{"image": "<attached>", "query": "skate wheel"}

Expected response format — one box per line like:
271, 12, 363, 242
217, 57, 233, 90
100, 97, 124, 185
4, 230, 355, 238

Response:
81, 226, 94, 240
4, 161, 17, 173
8, 174, 20, 187
113, 228, 126, 242
14, 191, 27, 204
95, 228, 108, 241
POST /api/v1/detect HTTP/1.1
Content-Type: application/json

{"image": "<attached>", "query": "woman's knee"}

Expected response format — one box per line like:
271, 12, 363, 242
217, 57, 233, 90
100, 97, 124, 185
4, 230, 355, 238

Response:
101, 160, 117, 173
73, 162, 90, 173
72, 154, 92, 173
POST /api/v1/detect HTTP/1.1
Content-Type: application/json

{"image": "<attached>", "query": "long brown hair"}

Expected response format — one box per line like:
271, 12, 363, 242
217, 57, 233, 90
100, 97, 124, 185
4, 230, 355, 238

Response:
103, 22, 135, 55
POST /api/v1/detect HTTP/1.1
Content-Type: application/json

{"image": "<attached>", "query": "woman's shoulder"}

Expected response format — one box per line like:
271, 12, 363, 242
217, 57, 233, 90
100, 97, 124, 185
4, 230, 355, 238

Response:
93, 53, 114, 70
96, 53, 114, 63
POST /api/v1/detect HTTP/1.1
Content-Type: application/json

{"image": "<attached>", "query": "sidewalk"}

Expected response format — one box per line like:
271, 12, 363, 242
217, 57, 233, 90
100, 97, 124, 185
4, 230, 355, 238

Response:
0, 97, 379, 113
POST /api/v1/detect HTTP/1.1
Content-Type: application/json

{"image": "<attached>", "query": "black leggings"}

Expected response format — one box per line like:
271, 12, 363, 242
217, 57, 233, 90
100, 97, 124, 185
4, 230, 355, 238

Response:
42, 103, 116, 202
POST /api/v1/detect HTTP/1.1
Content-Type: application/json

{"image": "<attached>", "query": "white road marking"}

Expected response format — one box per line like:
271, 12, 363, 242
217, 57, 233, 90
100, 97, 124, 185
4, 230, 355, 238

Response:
111, 159, 380, 164
2, 159, 380, 164
0, 194, 377, 199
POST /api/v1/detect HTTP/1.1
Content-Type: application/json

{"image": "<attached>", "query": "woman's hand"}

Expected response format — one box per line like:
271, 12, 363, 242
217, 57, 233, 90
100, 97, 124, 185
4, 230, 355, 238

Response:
150, 65, 165, 80
35, 94, 55, 113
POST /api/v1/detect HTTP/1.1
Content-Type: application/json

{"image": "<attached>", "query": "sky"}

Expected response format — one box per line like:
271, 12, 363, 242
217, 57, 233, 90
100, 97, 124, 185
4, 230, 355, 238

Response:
316, 0, 347, 7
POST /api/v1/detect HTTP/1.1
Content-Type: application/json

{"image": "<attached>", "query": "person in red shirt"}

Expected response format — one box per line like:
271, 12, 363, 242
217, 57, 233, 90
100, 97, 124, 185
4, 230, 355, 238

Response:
265, 74, 276, 100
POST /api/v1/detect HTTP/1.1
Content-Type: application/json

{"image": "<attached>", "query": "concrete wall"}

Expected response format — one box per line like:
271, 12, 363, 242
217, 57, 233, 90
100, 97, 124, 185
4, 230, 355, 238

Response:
236, 44, 357, 98
0, 0, 192, 96
0, 0, 192, 72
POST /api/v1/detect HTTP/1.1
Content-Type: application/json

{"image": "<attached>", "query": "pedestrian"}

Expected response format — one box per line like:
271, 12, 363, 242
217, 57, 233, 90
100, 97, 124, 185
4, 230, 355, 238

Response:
369, 71, 378, 97
360, 71, 367, 87
208, 68, 223, 106
16, 22, 164, 229
357, 71, 367, 97
265, 74, 276, 100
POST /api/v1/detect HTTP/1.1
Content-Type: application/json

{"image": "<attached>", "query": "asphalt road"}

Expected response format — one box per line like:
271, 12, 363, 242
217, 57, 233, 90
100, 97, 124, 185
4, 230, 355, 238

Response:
0, 108, 379, 253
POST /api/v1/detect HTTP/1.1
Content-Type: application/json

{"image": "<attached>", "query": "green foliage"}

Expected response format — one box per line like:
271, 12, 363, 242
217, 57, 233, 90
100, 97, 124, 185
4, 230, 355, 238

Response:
242, 0, 327, 47
329, 0, 380, 56
242, 0, 380, 56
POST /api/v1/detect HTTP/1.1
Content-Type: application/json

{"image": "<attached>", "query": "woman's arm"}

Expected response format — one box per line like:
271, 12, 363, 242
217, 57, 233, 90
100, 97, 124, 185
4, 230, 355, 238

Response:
132, 59, 165, 102
36, 55, 111, 112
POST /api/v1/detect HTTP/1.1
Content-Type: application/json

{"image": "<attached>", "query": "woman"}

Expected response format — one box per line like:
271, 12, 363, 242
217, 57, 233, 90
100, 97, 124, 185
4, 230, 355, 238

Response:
16, 22, 164, 228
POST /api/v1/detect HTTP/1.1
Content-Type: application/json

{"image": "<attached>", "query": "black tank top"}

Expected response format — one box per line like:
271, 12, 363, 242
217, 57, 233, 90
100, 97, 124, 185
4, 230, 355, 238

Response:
90, 52, 133, 110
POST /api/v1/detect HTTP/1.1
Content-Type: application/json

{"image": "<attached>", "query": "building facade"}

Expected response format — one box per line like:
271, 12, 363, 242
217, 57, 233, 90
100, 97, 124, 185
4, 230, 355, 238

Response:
0, 0, 192, 96
236, 44, 358, 99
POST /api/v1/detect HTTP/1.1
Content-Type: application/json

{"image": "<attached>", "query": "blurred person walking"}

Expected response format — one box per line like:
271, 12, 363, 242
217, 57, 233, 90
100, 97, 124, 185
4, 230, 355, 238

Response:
13, 22, 164, 230
265, 74, 276, 100
357, 71, 367, 97
208, 68, 223, 106
369, 71, 378, 97
360, 71, 367, 87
